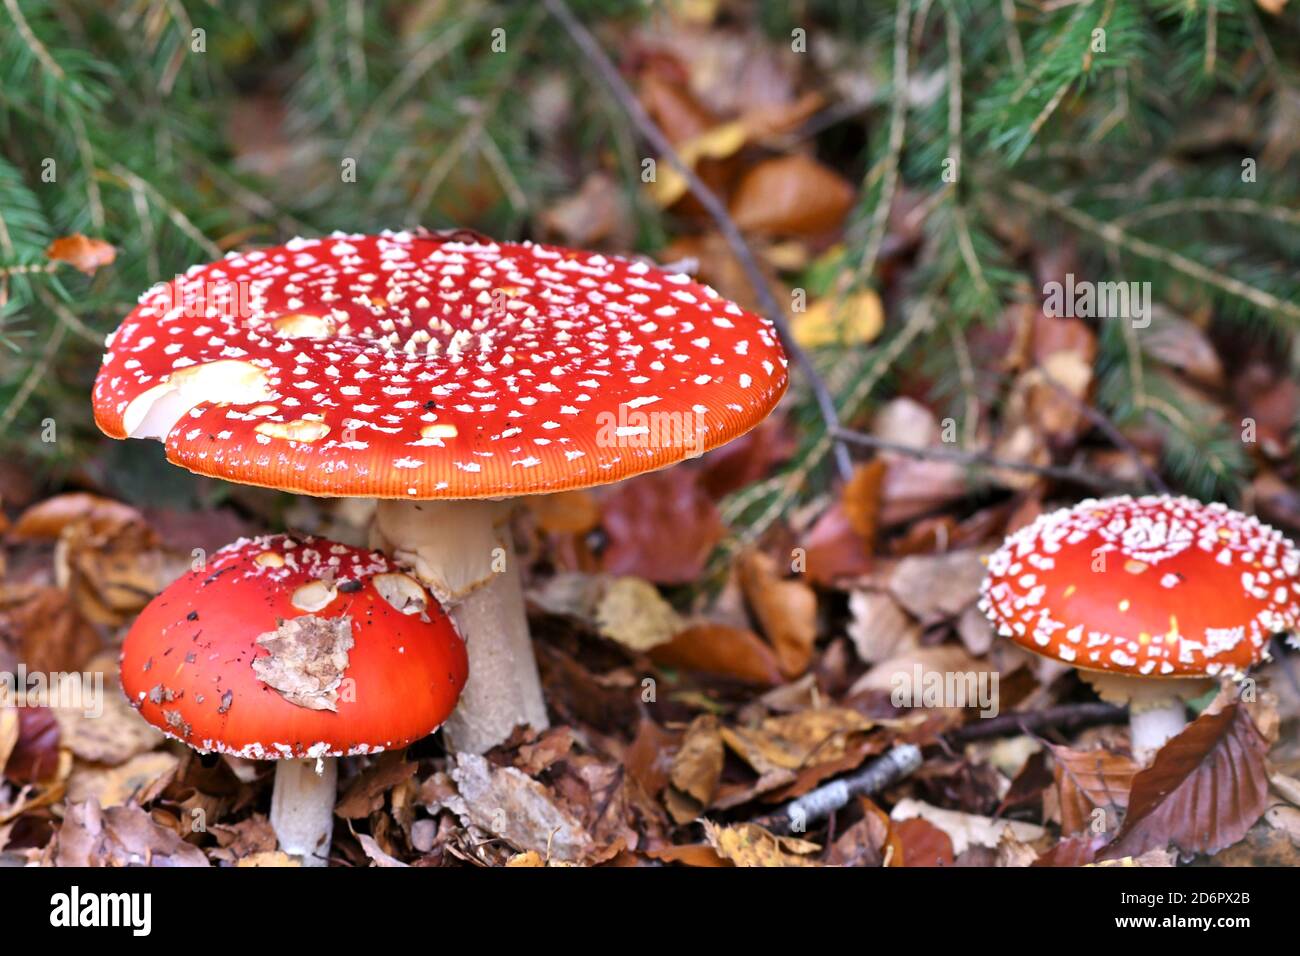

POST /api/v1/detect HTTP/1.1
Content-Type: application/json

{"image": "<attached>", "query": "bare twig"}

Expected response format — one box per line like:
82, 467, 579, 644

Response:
1009, 180, 1300, 325
1034, 363, 1170, 494
753, 702, 1127, 834
831, 426, 1129, 492
544, 0, 852, 480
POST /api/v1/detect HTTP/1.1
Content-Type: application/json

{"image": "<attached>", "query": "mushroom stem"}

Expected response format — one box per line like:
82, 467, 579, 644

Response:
371, 498, 549, 754
1128, 700, 1187, 763
270, 757, 338, 866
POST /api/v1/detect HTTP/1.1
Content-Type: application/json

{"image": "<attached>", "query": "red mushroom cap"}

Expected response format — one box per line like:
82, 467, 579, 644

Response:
978, 495, 1300, 678
93, 231, 788, 498
120, 534, 467, 758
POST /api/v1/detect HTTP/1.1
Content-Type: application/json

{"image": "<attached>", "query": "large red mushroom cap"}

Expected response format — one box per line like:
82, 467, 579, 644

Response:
92, 231, 788, 498
120, 534, 467, 758
978, 495, 1300, 678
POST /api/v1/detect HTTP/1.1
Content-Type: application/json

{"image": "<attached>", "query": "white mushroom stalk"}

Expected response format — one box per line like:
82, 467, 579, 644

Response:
270, 757, 338, 867
371, 498, 548, 754
1083, 672, 1205, 764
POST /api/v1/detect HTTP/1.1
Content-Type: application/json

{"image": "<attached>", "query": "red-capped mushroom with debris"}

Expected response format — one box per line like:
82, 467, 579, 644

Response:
979, 495, 1300, 760
121, 534, 467, 865
93, 230, 788, 753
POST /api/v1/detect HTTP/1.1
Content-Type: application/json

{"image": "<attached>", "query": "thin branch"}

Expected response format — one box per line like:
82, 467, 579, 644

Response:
1035, 361, 1169, 494
544, 0, 852, 481
831, 426, 1129, 491
1113, 197, 1300, 231
0, 320, 66, 432
1008, 180, 1300, 325
850, 0, 911, 292
100, 164, 220, 258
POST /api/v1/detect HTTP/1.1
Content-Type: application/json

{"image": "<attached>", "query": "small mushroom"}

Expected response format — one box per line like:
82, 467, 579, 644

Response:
93, 231, 789, 753
979, 495, 1300, 761
119, 535, 466, 865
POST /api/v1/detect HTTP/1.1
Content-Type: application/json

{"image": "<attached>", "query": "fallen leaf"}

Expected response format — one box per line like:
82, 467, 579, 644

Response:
236, 851, 301, 867
0, 584, 102, 673
527, 489, 602, 536
846, 590, 921, 664
643, 842, 729, 866
252, 613, 354, 711
540, 172, 632, 247
600, 469, 723, 585
649, 120, 749, 207
66, 751, 179, 809
702, 820, 821, 866
356, 832, 408, 867
802, 504, 873, 584
1101, 705, 1270, 860
887, 550, 988, 624
737, 550, 817, 677
335, 754, 417, 819
595, 577, 683, 652
890, 798, 1046, 856
3, 706, 61, 784
671, 714, 723, 805
1050, 744, 1138, 836
894, 817, 955, 866
720, 708, 873, 776
729, 154, 854, 236
795, 289, 885, 349
52, 656, 162, 765
55, 800, 209, 867
446, 753, 602, 864
650, 622, 783, 685
45, 234, 116, 275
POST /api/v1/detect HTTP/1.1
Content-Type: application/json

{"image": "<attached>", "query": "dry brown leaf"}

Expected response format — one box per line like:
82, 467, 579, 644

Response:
51, 656, 162, 765
237, 851, 301, 867
846, 590, 921, 664
842, 459, 886, 542
45, 234, 116, 275
0, 584, 102, 673
600, 469, 723, 585
527, 489, 601, 535
887, 550, 988, 624
55, 800, 209, 867
737, 550, 817, 677
1050, 744, 1138, 836
1101, 705, 1271, 860
446, 753, 600, 864
702, 820, 821, 866
595, 577, 683, 652
252, 614, 353, 711
729, 154, 854, 236
890, 798, 1045, 856
540, 172, 632, 247
670, 714, 723, 805
720, 708, 872, 776
650, 622, 783, 685
851, 644, 993, 698
66, 751, 179, 809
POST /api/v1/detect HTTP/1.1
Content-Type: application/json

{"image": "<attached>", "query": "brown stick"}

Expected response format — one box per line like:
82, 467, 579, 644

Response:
831, 426, 1132, 492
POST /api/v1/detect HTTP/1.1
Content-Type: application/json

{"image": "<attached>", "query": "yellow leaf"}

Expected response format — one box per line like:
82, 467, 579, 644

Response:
703, 821, 821, 866
795, 289, 884, 348
647, 120, 748, 208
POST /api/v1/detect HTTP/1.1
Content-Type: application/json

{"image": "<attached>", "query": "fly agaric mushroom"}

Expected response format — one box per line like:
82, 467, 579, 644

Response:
120, 534, 467, 865
93, 230, 787, 753
979, 495, 1300, 761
